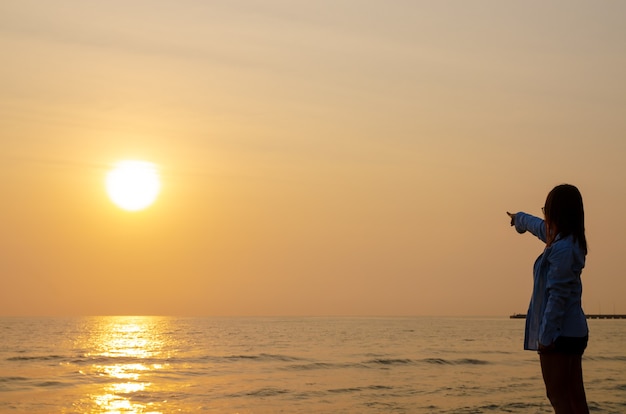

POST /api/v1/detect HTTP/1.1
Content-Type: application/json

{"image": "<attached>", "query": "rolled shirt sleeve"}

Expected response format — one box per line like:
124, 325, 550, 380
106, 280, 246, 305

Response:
513, 212, 547, 243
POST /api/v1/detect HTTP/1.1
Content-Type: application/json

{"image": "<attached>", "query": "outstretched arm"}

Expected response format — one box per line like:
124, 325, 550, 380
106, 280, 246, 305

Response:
507, 211, 546, 243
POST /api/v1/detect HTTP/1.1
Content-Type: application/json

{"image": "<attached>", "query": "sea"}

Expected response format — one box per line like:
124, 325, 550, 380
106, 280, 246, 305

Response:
0, 317, 624, 413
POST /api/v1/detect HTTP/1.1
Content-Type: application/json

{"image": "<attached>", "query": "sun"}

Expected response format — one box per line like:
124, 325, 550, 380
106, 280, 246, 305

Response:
105, 160, 161, 211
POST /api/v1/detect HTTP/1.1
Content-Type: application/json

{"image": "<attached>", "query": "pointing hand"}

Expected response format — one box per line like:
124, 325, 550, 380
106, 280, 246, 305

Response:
506, 212, 516, 227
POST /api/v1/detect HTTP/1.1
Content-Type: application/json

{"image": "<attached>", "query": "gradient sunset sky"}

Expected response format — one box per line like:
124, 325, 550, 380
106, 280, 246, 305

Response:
1, 1, 625, 316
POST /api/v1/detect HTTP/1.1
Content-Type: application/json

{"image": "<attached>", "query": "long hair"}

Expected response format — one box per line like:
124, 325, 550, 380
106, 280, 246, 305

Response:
543, 184, 588, 254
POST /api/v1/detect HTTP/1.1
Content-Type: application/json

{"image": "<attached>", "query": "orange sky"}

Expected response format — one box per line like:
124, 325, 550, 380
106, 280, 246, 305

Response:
1, 1, 625, 316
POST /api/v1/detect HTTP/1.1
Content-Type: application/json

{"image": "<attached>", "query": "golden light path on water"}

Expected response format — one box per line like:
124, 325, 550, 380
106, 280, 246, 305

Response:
81, 317, 169, 414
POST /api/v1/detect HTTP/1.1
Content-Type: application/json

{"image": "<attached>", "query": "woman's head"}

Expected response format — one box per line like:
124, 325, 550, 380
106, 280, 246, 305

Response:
544, 184, 587, 253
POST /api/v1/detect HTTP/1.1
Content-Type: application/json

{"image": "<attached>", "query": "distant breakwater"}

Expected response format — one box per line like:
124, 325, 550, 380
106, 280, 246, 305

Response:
510, 313, 626, 320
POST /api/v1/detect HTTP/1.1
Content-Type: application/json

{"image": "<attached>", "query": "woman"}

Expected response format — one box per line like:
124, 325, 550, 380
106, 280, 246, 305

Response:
507, 184, 589, 414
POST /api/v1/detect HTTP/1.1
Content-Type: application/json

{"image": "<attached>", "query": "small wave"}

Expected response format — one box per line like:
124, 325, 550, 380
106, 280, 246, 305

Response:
456, 358, 489, 365
328, 385, 394, 394
286, 360, 378, 371
287, 362, 338, 371
328, 387, 363, 394
229, 387, 290, 398
438, 402, 538, 413
223, 353, 302, 363
196, 353, 304, 364
249, 388, 290, 397
0, 376, 28, 383
503, 402, 537, 409
35, 381, 65, 388
366, 358, 413, 365
70, 356, 165, 366
421, 358, 489, 365
363, 357, 490, 366
366, 385, 393, 390
585, 355, 626, 362
6, 355, 65, 362
476, 350, 514, 355
422, 358, 449, 365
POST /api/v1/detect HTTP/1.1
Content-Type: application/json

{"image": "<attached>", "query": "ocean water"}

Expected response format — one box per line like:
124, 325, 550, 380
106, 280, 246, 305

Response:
0, 317, 624, 413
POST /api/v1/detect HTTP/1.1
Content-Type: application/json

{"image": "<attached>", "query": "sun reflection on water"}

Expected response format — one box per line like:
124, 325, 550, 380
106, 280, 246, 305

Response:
83, 316, 170, 413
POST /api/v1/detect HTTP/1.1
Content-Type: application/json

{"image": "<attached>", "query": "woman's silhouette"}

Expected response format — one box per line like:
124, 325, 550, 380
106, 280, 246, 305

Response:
508, 184, 589, 413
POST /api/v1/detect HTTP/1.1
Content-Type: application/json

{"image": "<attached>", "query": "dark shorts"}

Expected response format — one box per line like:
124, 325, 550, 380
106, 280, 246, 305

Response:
541, 335, 588, 355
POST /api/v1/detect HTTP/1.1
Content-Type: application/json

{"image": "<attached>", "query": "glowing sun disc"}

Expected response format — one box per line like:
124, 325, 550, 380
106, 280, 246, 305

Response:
106, 160, 161, 211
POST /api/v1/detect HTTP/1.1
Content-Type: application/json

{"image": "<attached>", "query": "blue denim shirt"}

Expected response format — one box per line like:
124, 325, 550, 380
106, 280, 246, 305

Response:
514, 212, 588, 351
